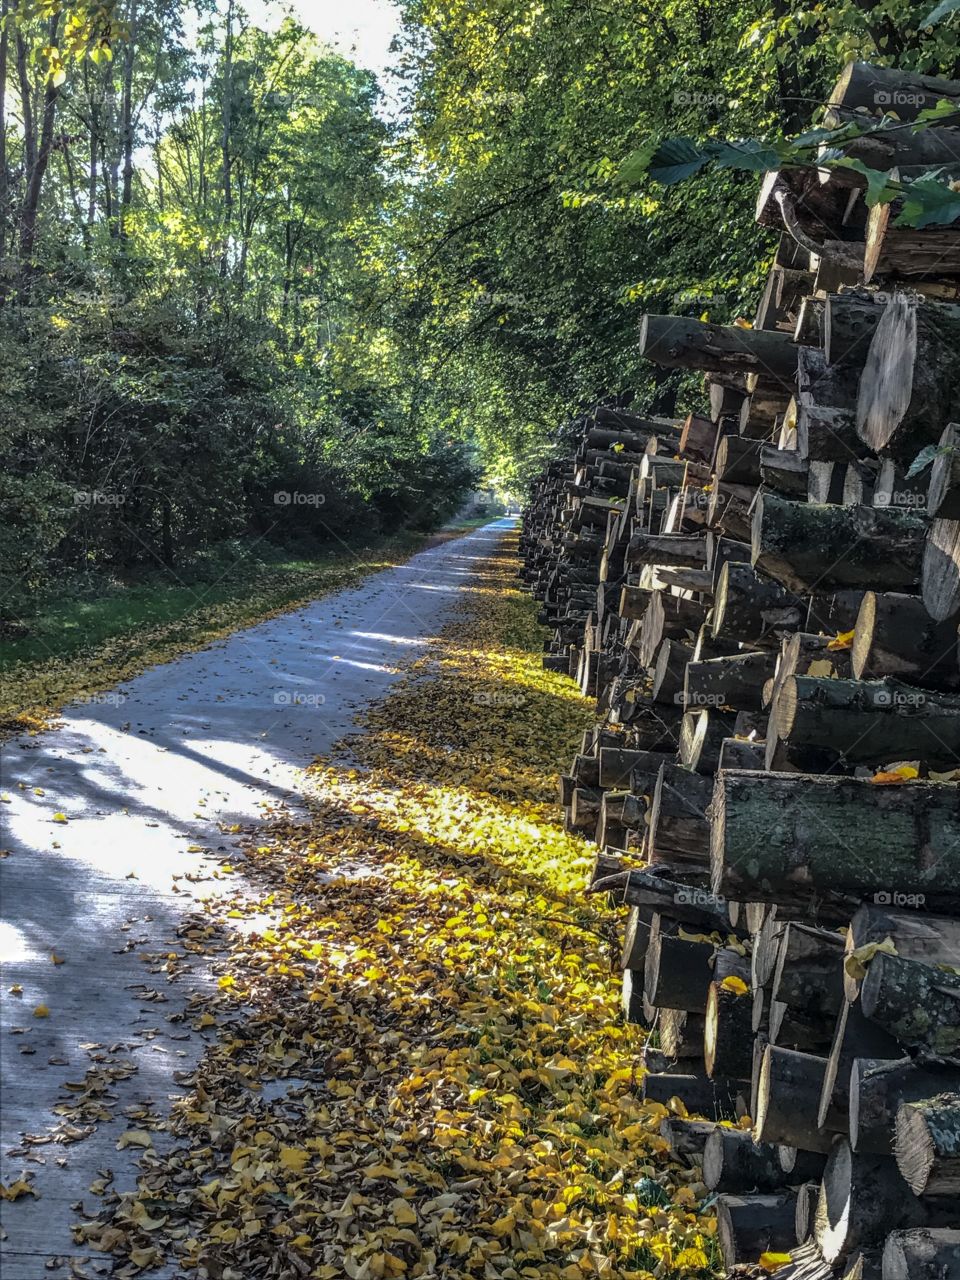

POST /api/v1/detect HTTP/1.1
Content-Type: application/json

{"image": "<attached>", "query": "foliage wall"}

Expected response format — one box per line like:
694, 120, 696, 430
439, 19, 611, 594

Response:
2, 0, 958, 601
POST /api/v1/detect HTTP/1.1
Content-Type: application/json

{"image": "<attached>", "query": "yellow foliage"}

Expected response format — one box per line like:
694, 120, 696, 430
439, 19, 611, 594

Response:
74, 534, 719, 1279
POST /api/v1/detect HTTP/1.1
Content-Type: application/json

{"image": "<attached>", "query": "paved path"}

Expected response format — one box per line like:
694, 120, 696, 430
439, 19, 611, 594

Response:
0, 519, 513, 1277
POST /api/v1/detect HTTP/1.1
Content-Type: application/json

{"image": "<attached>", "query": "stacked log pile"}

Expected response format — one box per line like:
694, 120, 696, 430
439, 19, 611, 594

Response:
519, 58, 960, 1280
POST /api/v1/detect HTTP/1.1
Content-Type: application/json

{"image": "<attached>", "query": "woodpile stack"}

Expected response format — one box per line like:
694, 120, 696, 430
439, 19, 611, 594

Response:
519, 58, 960, 1280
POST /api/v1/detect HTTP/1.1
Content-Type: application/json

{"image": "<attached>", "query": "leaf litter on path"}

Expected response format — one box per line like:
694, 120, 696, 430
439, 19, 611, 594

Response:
70, 534, 720, 1279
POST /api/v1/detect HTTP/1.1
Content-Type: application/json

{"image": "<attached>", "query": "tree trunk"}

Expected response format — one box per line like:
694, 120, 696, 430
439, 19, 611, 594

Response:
752, 494, 925, 594
772, 673, 960, 772
717, 1192, 797, 1268
18, 15, 61, 261
895, 1093, 960, 1197
815, 1140, 927, 1267
684, 650, 772, 713
639, 313, 806, 381
754, 1046, 836, 1151
713, 561, 803, 644
711, 771, 960, 913
852, 591, 960, 690
860, 953, 960, 1061
856, 295, 960, 465
641, 1071, 743, 1119
705, 981, 755, 1079
851, 1058, 960, 1156
703, 1127, 785, 1193
882, 1227, 960, 1279
844, 904, 960, 1005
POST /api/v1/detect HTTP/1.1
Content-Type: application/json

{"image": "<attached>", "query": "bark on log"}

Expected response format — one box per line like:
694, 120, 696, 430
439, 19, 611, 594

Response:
860, 953, 960, 1061
754, 1046, 837, 1152
703, 1126, 785, 1193
850, 1057, 960, 1157
713, 561, 804, 645
649, 762, 712, 867
773, 673, 960, 771
717, 1192, 797, 1269
660, 1116, 718, 1158
797, 404, 869, 463
639, 313, 807, 381
711, 771, 960, 914
752, 494, 926, 594
772, 923, 846, 1019
762, 445, 810, 497
844, 904, 960, 1005
684, 651, 772, 713
644, 924, 715, 1011
881, 1227, 960, 1279
895, 1093, 960, 1197
641, 1071, 743, 1119
856, 295, 960, 465
815, 1140, 927, 1267
826, 61, 960, 125
705, 980, 756, 1080
598, 747, 673, 789
853, 591, 960, 690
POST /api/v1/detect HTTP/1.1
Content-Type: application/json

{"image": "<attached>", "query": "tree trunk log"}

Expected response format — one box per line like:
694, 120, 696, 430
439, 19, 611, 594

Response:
881, 1227, 960, 1279
713, 561, 804, 645
717, 1192, 798, 1268
639, 313, 806, 381
850, 1057, 960, 1157
861, 953, 960, 1062
711, 771, 960, 914
895, 1093, 960, 1197
705, 980, 755, 1080
755, 1046, 836, 1152
641, 1071, 743, 1119
703, 1126, 785, 1193
815, 1140, 927, 1267
753, 494, 925, 594
856, 295, 960, 465
853, 591, 960, 690
844, 904, 960, 1004
773, 673, 960, 772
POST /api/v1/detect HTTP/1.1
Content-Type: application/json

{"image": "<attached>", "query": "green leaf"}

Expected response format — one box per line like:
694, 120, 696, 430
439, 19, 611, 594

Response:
916, 97, 960, 123
922, 0, 960, 25
617, 136, 660, 186
830, 157, 898, 207
647, 137, 709, 185
895, 176, 960, 228
702, 139, 781, 172
906, 444, 941, 479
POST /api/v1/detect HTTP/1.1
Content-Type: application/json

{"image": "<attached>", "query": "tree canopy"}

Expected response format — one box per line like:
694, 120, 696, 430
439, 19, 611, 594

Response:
2, 0, 958, 600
